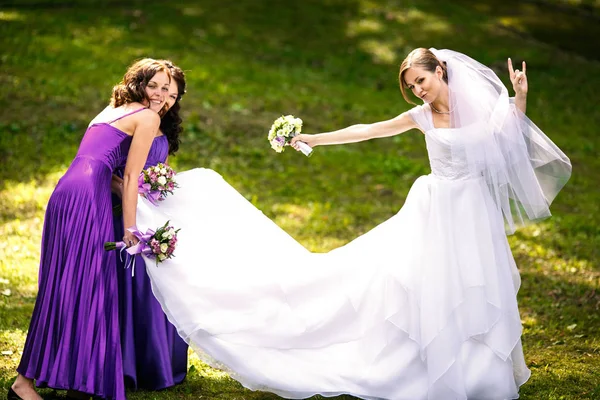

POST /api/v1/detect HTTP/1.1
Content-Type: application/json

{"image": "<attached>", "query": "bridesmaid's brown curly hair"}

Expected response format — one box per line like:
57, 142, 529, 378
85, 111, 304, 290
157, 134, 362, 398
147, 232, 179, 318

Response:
110, 58, 171, 108
159, 60, 186, 155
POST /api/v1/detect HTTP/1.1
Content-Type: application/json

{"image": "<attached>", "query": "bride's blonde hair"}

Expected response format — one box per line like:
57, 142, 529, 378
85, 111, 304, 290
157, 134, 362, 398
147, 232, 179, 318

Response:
399, 48, 448, 104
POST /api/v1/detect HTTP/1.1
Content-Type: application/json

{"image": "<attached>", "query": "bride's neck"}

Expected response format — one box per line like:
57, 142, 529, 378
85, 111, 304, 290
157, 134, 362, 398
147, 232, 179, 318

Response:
430, 85, 450, 112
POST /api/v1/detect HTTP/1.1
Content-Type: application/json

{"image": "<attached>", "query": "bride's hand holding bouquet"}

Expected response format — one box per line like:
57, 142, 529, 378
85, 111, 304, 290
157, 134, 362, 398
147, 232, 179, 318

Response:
290, 134, 318, 151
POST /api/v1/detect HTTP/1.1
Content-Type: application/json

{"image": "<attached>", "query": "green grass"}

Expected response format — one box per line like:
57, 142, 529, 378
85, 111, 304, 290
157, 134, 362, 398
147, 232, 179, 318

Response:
0, 0, 599, 399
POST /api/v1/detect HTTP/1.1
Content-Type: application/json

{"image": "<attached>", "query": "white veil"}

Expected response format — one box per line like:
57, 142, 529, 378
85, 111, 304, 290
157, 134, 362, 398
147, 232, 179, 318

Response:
431, 49, 571, 234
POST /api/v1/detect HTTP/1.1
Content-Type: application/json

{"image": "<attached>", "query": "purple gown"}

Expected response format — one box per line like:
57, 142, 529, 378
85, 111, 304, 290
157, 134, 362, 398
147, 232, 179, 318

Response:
113, 135, 188, 391
17, 108, 148, 400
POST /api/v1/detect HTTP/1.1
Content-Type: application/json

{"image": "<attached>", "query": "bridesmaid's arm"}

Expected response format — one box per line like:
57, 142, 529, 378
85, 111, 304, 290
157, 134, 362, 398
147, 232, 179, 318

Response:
122, 111, 161, 244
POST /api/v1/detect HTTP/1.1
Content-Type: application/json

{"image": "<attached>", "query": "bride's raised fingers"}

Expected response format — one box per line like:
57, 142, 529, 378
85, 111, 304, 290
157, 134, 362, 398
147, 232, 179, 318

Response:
507, 57, 515, 78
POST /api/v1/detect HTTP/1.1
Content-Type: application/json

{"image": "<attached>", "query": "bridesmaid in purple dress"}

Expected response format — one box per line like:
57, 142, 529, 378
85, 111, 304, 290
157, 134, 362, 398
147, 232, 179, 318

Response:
9, 59, 172, 400
113, 62, 189, 391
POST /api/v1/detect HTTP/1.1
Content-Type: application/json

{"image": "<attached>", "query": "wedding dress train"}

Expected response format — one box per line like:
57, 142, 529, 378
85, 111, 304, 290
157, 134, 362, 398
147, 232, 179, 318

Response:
134, 164, 527, 400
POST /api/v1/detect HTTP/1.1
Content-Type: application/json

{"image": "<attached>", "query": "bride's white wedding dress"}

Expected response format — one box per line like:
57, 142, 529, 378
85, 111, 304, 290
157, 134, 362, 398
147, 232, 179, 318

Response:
134, 50, 570, 400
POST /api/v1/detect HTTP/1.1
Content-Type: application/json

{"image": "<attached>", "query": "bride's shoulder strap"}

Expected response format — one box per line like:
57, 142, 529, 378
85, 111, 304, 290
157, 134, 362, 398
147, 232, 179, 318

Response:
406, 104, 430, 132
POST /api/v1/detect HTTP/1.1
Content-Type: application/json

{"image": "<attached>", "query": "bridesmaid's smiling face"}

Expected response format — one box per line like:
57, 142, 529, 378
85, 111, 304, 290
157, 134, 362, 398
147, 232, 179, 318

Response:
143, 70, 170, 114
164, 81, 179, 112
403, 65, 445, 104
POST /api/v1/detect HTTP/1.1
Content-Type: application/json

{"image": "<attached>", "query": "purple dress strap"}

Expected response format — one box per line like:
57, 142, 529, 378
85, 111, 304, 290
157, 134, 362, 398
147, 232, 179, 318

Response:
107, 107, 148, 124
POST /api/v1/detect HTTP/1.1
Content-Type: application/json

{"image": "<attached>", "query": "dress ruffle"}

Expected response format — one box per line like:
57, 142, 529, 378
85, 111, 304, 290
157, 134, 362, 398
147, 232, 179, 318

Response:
137, 168, 530, 400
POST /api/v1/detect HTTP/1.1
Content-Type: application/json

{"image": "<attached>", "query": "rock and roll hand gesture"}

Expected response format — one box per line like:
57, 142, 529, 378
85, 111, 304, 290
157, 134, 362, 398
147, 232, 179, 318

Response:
508, 58, 527, 97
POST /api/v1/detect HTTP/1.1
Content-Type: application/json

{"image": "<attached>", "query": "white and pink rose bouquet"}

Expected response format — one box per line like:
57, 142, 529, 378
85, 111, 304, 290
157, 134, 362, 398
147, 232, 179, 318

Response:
139, 162, 178, 205
105, 220, 180, 272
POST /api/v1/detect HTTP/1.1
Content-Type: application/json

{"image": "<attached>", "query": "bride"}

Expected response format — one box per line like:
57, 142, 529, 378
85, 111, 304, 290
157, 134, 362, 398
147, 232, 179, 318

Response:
132, 49, 571, 400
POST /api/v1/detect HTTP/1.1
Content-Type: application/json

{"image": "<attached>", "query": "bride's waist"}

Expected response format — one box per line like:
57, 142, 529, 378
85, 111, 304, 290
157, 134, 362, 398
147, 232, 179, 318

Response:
429, 171, 484, 182
428, 157, 485, 181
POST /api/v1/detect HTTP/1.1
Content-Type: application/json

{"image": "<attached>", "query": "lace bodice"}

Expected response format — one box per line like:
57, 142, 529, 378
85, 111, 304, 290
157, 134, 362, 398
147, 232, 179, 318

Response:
427, 147, 473, 180
408, 104, 481, 180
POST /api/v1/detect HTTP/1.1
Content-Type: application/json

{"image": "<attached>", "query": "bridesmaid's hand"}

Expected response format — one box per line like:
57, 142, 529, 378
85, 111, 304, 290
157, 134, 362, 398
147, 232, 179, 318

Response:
123, 230, 139, 248
508, 58, 528, 97
111, 175, 124, 199
290, 134, 317, 150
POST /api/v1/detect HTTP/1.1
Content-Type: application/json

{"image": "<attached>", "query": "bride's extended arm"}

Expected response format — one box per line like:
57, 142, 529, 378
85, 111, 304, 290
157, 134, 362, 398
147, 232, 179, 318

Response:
291, 112, 417, 148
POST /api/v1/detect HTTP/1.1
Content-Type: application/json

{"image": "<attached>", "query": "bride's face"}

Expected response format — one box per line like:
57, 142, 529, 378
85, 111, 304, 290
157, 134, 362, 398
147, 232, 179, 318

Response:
403, 66, 444, 104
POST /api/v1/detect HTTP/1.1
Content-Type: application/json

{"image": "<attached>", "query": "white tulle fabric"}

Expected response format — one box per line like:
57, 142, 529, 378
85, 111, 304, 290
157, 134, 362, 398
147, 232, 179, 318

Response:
133, 50, 571, 400
430, 49, 571, 234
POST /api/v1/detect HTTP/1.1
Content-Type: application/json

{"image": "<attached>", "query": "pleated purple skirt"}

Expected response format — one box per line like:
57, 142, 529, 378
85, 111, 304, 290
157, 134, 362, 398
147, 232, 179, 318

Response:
18, 156, 126, 400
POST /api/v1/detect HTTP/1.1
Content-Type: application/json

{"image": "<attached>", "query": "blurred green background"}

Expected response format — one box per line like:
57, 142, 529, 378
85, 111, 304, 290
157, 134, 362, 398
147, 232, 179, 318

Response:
0, 0, 598, 399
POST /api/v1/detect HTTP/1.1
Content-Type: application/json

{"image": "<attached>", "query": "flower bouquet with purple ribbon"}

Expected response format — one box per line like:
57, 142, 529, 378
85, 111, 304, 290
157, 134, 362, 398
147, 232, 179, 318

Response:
104, 221, 180, 273
139, 162, 178, 205
268, 115, 313, 157
113, 163, 178, 216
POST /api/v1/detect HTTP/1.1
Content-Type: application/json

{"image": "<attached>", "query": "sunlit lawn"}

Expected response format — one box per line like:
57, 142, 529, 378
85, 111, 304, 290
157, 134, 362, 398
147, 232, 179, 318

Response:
0, 0, 598, 399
